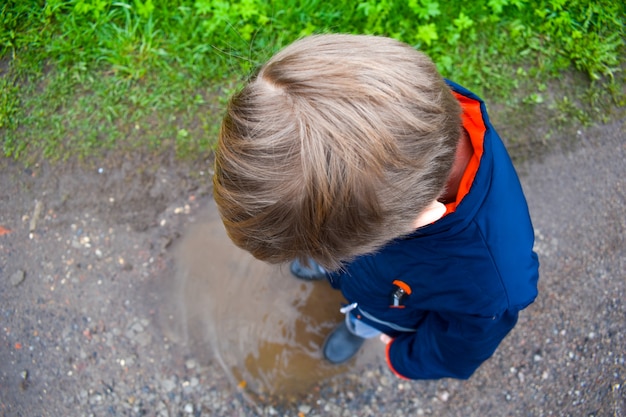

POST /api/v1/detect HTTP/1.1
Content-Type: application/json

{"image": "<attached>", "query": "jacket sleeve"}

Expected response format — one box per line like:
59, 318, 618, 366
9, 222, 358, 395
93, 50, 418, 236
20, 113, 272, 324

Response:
386, 309, 519, 380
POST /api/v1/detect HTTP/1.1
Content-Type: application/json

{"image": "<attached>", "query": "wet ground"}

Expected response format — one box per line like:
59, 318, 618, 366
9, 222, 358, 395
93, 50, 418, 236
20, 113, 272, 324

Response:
1, 117, 625, 416
174, 202, 380, 399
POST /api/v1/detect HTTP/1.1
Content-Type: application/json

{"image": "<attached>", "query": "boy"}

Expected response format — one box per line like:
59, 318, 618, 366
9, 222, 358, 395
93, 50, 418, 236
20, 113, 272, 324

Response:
213, 34, 539, 380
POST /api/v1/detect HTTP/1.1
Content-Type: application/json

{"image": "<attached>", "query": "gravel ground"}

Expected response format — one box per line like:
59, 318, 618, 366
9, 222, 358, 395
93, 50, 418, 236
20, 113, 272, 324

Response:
1, 117, 625, 417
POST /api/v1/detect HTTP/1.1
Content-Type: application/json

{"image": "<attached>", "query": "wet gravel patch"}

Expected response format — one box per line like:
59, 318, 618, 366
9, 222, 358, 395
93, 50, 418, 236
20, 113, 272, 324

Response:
1, 118, 625, 416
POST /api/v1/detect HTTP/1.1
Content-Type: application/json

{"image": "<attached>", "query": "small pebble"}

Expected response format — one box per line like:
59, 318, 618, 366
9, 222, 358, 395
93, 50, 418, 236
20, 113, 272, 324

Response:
130, 322, 144, 333
162, 379, 176, 392
20, 370, 29, 390
10, 270, 26, 287
29, 200, 44, 232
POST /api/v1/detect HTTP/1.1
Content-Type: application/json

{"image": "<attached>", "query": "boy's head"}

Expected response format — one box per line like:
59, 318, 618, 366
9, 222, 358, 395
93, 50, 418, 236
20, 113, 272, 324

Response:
213, 34, 462, 270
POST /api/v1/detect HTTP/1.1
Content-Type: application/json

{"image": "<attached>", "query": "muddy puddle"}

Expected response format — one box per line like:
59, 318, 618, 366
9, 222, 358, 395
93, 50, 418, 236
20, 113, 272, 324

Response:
171, 200, 382, 402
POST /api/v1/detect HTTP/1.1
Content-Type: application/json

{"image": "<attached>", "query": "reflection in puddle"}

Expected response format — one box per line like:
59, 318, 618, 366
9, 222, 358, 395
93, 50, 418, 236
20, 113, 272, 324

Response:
173, 200, 380, 399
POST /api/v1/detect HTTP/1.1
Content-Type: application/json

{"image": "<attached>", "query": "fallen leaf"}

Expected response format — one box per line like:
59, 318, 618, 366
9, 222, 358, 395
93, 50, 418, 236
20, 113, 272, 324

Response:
0, 226, 11, 236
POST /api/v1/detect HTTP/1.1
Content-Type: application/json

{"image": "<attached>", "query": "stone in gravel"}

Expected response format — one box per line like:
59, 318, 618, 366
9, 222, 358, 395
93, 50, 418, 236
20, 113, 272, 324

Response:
89, 394, 103, 405
10, 270, 25, 287
134, 332, 152, 347
130, 322, 144, 333
29, 200, 44, 232
156, 401, 169, 417
162, 378, 177, 392
298, 404, 311, 414
20, 370, 29, 391
438, 390, 450, 402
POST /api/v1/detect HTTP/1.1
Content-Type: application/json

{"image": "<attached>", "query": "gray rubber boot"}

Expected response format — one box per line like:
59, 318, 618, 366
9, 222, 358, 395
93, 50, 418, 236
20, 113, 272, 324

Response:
290, 258, 327, 281
322, 321, 366, 364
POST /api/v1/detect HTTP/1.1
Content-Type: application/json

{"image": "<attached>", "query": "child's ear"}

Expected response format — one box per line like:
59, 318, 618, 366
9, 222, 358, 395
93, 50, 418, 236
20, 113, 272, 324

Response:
412, 200, 446, 229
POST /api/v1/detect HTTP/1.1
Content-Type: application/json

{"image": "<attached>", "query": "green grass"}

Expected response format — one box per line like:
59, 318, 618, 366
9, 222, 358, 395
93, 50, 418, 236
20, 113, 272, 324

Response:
1, 0, 624, 162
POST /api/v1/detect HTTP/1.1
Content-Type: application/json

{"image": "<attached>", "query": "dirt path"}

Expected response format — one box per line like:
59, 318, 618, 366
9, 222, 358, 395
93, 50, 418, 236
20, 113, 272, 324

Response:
1, 117, 625, 416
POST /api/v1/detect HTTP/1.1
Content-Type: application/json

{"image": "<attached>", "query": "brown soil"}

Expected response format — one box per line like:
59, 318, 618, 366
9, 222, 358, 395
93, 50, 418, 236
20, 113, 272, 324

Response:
1, 116, 625, 416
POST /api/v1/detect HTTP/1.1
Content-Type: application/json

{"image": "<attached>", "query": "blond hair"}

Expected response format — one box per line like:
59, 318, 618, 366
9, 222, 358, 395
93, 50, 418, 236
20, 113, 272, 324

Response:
213, 34, 462, 270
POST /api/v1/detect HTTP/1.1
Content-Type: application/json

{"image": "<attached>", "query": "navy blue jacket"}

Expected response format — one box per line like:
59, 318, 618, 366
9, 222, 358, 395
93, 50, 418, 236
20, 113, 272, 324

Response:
329, 82, 539, 380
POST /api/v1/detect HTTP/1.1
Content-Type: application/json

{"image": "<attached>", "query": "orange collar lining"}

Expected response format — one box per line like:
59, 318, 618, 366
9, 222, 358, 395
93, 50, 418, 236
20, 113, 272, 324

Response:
444, 92, 486, 215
